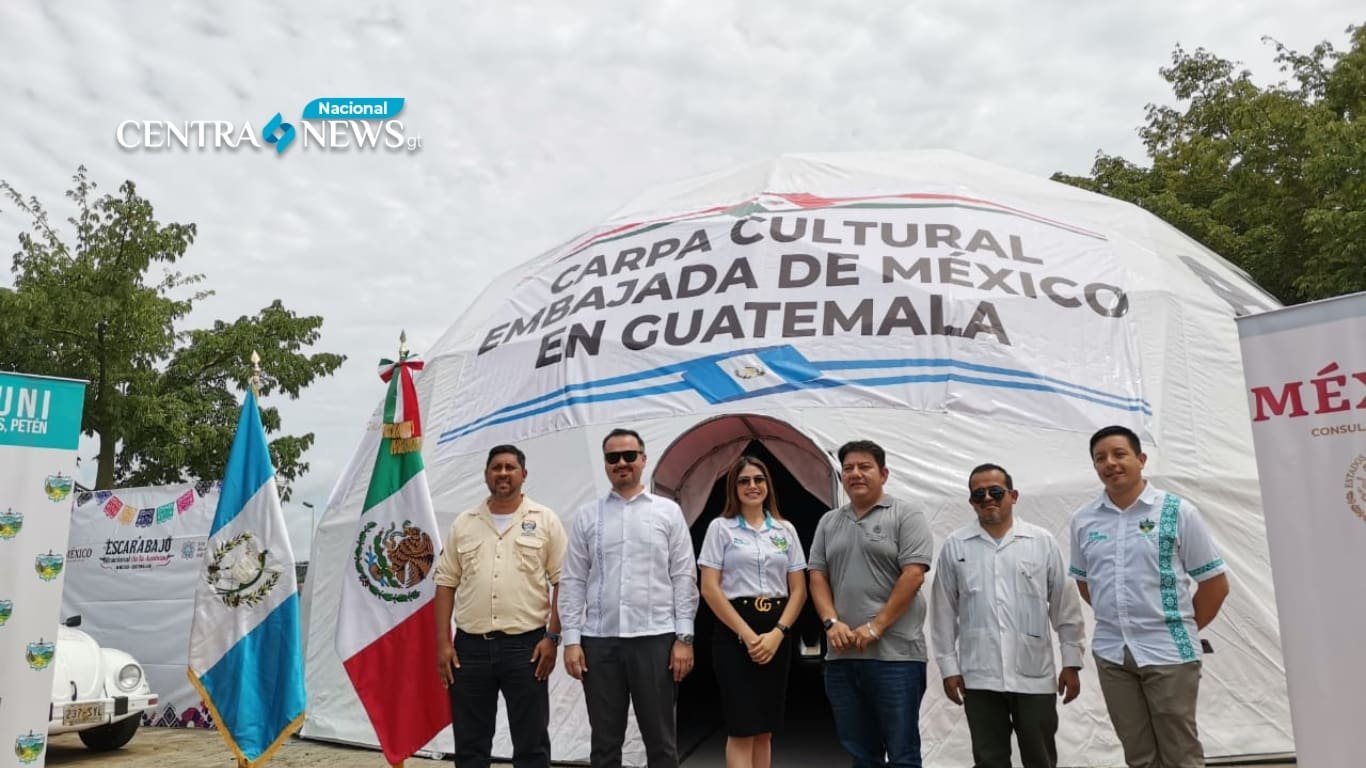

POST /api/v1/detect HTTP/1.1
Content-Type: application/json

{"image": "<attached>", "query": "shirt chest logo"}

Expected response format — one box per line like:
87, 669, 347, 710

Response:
768, 534, 789, 552
520, 519, 538, 534
1088, 530, 1109, 543
1137, 518, 1156, 537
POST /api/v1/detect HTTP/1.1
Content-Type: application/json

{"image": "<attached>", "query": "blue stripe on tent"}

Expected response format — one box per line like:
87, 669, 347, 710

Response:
210, 390, 277, 537
441, 368, 1148, 445
812, 357, 1150, 409
439, 347, 1151, 444
198, 594, 306, 760
441, 380, 695, 441
439, 349, 765, 440
845, 372, 1152, 412
658, 370, 1151, 413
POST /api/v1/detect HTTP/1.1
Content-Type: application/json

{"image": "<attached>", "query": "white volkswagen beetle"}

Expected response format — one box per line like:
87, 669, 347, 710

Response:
48, 616, 159, 750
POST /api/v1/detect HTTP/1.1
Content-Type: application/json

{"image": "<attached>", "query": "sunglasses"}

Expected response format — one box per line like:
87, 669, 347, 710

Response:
737, 475, 768, 487
604, 450, 640, 465
969, 486, 1009, 504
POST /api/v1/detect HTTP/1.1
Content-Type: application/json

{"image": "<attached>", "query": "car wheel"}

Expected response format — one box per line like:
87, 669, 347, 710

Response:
77, 715, 140, 751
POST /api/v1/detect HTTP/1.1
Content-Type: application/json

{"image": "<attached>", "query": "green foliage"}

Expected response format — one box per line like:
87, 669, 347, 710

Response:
1, 168, 345, 494
1053, 24, 1365, 304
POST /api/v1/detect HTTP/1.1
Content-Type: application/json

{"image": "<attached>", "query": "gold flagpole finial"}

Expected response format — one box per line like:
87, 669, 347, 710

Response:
399, 330, 408, 357
249, 351, 262, 397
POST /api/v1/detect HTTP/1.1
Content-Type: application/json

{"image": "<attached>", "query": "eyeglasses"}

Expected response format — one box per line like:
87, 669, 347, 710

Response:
969, 486, 1009, 504
604, 450, 640, 465
737, 475, 768, 487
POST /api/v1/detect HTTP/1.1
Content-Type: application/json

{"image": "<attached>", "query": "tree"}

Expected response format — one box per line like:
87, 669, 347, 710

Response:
1, 168, 345, 494
1053, 23, 1365, 305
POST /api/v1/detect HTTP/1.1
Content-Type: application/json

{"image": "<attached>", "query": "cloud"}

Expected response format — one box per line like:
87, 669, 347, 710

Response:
1, 0, 1359, 503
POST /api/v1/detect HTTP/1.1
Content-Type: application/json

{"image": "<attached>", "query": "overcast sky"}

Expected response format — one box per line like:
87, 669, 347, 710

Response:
1, 1, 1360, 552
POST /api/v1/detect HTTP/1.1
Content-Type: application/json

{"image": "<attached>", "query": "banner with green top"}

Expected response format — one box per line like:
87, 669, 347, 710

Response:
0, 372, 87, 768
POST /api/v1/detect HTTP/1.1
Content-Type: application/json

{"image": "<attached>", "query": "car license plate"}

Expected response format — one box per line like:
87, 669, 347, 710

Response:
62, 703, 104, 726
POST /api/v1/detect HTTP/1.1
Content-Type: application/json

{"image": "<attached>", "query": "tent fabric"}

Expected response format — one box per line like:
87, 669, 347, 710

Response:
301, 151, 1291, 766
653, 413, 835, 524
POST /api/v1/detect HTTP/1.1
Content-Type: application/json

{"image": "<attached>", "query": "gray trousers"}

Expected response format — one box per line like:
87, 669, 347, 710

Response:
581, 634, 678, 768
1095, 648, 1204, 768
963, 689, 1058, 768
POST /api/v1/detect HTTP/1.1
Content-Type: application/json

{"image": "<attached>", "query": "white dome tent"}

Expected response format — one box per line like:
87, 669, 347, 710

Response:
301, 151, 1292, 766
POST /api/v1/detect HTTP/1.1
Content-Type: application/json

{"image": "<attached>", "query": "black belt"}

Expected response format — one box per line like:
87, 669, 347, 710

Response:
456, 628, 543, 641
730, 596, 787, 613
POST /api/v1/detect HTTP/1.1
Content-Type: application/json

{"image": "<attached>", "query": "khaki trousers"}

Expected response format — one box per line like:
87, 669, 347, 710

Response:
1094, 648, 1203, 768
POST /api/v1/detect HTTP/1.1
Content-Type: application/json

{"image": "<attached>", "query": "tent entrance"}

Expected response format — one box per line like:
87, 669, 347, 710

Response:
652, 415, 840, 764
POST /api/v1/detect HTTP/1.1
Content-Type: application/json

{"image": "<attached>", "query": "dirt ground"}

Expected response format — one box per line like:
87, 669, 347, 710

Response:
43, 727, 1295, 767
44, 729, 452, 767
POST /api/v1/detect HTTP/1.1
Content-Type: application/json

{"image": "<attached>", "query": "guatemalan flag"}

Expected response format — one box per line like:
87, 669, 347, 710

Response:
335, 346, 449, 764
188, 389, 306, 766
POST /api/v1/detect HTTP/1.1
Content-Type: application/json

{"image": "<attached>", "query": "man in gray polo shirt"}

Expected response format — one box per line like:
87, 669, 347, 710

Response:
810, 439, 935, 768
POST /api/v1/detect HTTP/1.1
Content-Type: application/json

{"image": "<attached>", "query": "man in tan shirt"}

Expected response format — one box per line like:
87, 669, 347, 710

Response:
434, 444, 567, 768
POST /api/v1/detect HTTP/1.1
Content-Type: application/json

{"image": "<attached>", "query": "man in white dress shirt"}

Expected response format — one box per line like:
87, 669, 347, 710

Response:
559, 428, 700, 768
931, 463, 1085, 768
1069, 426, 1230, 768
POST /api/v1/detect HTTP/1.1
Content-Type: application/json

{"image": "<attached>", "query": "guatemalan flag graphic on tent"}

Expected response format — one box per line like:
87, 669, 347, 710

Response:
336, 342, 450, 764
188, 388, 306, 767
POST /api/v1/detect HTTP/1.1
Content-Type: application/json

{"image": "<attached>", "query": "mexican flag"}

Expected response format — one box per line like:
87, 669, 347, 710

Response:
335, 347, 450, 764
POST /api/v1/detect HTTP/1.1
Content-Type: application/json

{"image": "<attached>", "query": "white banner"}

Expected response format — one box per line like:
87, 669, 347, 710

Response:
0, 372, 86, 768
1237, 292, 1366, 768
436, 195, 1147, 455
60, 483, 221, 731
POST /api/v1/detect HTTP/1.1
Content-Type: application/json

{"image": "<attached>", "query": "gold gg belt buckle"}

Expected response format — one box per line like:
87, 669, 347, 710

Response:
754, 596, 773, 613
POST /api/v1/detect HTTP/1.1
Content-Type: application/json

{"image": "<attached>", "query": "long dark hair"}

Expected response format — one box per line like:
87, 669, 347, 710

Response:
719, 455, 785, 521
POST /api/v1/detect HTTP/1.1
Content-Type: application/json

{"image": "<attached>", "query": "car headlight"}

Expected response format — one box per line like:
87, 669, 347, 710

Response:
116, 663, 142, 692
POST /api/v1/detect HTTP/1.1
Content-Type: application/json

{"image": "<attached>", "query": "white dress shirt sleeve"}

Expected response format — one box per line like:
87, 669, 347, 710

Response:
558, 505, 593, 646
785, 521, 807, 571
1046, 535, 1086, 669
1178, 500, 1227, 581
1067, 513, 1088, 581
696, 518, 726, 570
929, 538, 962, 677
667, 505, 699, 635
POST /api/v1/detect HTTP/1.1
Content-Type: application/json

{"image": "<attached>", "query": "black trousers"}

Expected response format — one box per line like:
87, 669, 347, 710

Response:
581, 634, 678, 768
963, 689, 1059, 768
448, 629, 550, 768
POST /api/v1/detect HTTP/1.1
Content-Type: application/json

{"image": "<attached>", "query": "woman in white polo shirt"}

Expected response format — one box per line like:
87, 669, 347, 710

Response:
698, 455, 808, 768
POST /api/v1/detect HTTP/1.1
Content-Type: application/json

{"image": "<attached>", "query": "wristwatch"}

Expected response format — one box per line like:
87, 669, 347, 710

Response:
822, 617, 838, 631
776, 622, 791, 636
545, 630, 561, 646
676, 633, 694, 646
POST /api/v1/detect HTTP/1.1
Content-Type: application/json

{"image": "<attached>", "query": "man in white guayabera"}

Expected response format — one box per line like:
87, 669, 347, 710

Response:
931, 463, 1085, 768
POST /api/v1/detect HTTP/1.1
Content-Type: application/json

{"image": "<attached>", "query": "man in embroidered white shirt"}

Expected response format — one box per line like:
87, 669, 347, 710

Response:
931, 463, 1085, 768
1069, 426, 1230, 768
559, 428, 699, 768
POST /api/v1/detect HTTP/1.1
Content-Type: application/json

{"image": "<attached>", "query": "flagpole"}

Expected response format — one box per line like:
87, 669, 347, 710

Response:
387, 330, 407, 765
390, 334, 406, 768
336, 330, 448, 765
188, 347, 307, 768
242, 353, 263, 768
